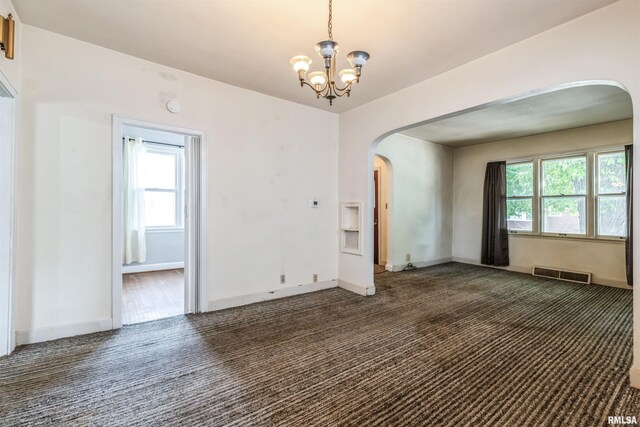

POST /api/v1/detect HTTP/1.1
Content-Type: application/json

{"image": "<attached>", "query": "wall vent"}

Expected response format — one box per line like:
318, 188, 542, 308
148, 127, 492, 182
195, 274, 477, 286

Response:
532, 266, 591, 284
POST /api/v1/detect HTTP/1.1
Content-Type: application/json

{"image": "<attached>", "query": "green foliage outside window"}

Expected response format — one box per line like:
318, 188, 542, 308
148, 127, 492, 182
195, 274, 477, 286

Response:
598, 152, 626, 236
539, 158, 584, 227
506, 163, 532, 222
542, 157, 587, 196
598, 152, 625, 194
506, 163, 533, 197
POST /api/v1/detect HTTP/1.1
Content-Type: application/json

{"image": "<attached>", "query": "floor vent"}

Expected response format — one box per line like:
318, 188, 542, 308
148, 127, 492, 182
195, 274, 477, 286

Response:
532, 266, 591, 284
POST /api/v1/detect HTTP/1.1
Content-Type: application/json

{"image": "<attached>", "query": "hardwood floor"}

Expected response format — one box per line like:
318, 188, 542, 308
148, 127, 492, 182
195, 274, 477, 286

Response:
122, 269, 184, 324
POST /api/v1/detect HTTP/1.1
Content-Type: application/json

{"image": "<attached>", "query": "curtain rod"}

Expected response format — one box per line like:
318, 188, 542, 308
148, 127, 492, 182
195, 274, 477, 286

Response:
123, 136, 184, 148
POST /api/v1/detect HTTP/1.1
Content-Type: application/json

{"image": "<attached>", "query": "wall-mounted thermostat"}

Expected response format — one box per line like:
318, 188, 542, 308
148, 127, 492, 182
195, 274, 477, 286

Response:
310, 199, 319, 208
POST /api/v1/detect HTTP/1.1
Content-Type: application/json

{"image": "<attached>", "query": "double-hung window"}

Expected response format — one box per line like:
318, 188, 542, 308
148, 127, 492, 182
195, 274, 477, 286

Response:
541, 156, 587, 236
596, 151, 626, 238
144, 144, 184, 229
506, 162, 534, 232
505, 149, 627, 240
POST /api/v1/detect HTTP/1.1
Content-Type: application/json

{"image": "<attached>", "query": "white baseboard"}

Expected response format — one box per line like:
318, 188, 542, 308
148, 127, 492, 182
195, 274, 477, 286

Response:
451, 257, 630, 289
338, 279, 376, 296
590, 276, 630, 289
388, 257, 453, 272
208, 280, 338, 311
630, 366, 640, 389
122, 262, 184, 274
451, 256, 479, 265
15, 317, 113, 345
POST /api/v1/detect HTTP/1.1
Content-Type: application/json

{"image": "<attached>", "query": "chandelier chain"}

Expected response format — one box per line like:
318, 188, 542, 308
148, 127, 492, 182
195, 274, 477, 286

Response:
328, 0, 333, 40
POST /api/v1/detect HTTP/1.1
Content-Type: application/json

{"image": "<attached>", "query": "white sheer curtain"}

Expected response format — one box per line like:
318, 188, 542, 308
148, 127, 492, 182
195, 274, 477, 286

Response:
123, 136, 147, 264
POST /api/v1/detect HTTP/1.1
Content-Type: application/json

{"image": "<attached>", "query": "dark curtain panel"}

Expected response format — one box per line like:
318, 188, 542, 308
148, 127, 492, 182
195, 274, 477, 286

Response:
481, 161, 509, 266
626, 144, 633, 286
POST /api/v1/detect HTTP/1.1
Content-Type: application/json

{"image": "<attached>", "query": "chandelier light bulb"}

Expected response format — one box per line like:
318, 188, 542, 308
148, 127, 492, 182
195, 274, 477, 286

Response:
308, 71, 327, 87
290, 55, 312, 73
339, 69, 356, 84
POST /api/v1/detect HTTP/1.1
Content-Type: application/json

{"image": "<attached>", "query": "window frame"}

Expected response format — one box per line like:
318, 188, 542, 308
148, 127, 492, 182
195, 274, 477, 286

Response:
144, 143, 185, 231
539, 154, 589, 238
594, 149, 627, 240
505, 147, 627, 241
506, 161, 537, 235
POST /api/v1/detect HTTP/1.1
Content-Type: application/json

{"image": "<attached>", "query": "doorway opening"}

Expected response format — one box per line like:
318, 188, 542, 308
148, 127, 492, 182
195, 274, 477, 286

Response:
373, 155, 391, 274
368, 81, 632, 286
112, 117, 207, 328
121, 126, 186, 324
0, 76, 16, 356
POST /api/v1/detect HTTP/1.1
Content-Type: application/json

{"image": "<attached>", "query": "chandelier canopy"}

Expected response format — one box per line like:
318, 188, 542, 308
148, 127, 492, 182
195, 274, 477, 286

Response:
290, 0, 370, 106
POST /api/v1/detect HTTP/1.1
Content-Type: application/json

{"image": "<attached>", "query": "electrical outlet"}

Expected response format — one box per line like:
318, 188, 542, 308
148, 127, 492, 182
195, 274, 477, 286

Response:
313, 274, 318, 283
280, 274, 286, 284
406, 253, 411, 262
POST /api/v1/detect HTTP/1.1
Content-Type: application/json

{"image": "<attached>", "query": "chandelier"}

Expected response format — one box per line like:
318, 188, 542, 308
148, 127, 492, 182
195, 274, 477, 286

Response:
289, 0, 370, 106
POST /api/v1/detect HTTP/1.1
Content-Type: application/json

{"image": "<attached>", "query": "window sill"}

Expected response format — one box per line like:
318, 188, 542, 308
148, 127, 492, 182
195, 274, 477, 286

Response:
508, 232, 625, 244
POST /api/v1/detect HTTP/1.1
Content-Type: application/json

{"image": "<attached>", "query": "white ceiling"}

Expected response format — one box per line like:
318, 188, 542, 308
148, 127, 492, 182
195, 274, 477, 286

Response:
13, 0, 619, 113
399, 83, 633, 146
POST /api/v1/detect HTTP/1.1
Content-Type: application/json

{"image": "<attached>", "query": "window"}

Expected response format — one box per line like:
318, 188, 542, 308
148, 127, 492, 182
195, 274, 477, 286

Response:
541, 156, 587, 235
596, 151, 626, 238
506, 162, 533, 232
505, 149, 627, 239
144, 145, 184, 229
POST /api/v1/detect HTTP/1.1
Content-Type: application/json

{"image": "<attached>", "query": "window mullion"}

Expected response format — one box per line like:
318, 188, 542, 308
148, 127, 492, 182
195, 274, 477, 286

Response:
586, 152, 595, 237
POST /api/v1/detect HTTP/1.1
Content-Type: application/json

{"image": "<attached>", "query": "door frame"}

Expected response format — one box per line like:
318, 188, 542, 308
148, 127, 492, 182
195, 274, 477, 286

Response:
111, 116, 208, 328
374, 154, 393, 271
0, 71, 17, 357
373, 168, 380, 265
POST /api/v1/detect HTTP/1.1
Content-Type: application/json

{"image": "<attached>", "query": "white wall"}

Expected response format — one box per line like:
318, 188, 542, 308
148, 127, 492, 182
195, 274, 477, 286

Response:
16, 25, 339, 337
122, 230, 185, 272
337, 0, 640, 385
453, 120, 632, 287
139, 231, 184, 266
375, 134, 453, 270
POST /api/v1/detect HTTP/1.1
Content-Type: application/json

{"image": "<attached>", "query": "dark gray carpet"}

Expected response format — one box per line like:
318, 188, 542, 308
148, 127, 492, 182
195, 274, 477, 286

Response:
1, 262, 639, 426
